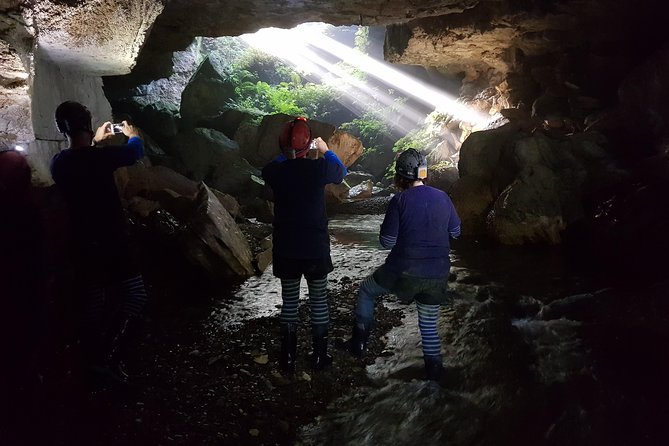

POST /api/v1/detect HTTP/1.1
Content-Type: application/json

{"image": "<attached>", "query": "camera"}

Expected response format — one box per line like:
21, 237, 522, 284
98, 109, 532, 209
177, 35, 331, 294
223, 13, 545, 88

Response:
111, 123, 124, 134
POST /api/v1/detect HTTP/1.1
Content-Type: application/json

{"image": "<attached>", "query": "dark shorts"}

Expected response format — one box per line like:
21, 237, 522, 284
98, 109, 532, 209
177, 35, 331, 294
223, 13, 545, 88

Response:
272, 255, 334, 280
373, 264, 451, 306
75, 236, 140, 285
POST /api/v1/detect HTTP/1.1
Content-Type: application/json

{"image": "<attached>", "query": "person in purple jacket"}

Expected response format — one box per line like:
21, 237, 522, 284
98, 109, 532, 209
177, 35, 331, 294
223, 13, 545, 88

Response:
262, 117, 347, 373
50, 101, 148, 385
347, 148, 461, 381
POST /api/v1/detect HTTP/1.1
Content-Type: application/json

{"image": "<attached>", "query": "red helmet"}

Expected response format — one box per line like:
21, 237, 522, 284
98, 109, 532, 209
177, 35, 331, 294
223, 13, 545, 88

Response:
279, 117, 312, 158
0, 150, 30, 194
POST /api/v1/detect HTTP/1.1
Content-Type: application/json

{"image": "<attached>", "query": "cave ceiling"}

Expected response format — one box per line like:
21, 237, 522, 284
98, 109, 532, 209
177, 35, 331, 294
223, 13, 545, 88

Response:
0, 0, 663, 79
0, 0, 666, 125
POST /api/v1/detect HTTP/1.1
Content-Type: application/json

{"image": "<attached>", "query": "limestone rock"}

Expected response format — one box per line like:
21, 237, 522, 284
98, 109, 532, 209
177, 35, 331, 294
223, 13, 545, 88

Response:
31, 0, 163, 76
199, 109, 257, 140
180, 57, 236, 129
449, 175, 494, 235
212, 189, 242, 220
347, 180, 373, 200
173, 128, 261, 199
327, 130, 364, 168
428, 165, 459, 193
181, 183, 255, 281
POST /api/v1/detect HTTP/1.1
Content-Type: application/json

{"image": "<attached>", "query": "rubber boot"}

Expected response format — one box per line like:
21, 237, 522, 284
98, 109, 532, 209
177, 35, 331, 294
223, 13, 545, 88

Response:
311, 324, 332, 371
104, 314, 137, 385
347, 322, 370, 358
279, 323, 298, 373
424, 355, 443, 381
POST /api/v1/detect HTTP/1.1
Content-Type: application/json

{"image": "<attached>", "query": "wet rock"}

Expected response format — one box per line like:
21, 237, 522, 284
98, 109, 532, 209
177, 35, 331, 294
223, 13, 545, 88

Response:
180, 183, 255, 281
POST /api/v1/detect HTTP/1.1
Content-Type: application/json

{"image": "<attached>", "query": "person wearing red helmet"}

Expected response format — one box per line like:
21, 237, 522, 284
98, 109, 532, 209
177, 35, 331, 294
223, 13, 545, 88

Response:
262, 117, 347, 373
0, 148, 49, 438
346, 148, 461, 381
50, 101, 147, 386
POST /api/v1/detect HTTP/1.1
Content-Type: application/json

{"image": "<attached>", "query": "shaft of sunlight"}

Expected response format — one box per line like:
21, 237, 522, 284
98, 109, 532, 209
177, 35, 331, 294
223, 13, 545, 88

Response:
241, 26, 426, 134
307, 33, 492, 127
240, 23, 493, 128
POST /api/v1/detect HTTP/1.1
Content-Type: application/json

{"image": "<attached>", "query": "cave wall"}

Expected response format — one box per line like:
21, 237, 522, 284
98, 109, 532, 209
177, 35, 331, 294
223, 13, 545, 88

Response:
27, 53, 113, 185
2, 0, 669, 187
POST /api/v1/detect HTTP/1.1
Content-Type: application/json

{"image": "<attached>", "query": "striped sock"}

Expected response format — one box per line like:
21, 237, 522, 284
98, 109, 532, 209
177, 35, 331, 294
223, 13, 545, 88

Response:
280, 278, 301, 324
307, 277, 329, 327
119, 274, 148, 317
417, 302, 441, 357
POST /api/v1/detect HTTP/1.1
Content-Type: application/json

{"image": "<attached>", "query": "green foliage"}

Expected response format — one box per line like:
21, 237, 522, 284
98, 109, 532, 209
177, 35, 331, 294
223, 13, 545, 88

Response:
234, 49, 296, 85
392, 124, 441, 154
293, 83, 340, 121
354, 27, 370, 54
340, 114, 392, 153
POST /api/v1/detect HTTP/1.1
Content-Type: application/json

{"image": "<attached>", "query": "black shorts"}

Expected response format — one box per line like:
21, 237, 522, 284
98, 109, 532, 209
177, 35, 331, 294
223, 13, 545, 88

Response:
272, 255, 334, 280
75, 236, 140, 285
373, 265, 451, 306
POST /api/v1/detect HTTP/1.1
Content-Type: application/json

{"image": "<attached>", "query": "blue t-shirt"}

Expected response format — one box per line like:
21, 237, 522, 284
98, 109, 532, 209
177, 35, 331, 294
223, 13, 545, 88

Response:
380, 185, 461, 279
262, 151, 346, 259
50, 137, 144, 245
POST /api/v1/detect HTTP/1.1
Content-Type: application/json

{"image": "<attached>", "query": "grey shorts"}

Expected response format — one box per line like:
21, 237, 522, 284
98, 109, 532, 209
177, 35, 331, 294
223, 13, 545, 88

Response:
373, 265, 451, 306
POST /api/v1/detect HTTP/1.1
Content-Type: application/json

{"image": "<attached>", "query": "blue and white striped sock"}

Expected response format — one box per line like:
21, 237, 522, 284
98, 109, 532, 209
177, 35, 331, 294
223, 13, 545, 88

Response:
307, 277, 329, 327
119, 274, 148, 317
280, 278, 301, 324
417, 302, 441, 357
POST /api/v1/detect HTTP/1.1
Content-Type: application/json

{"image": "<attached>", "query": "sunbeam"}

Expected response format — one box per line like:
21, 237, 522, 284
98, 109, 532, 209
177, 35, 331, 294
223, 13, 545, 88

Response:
240, 23, 493, 130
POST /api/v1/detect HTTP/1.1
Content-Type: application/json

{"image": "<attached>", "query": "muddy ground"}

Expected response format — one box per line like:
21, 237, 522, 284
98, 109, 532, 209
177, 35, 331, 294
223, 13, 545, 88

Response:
4, 268, 406, 446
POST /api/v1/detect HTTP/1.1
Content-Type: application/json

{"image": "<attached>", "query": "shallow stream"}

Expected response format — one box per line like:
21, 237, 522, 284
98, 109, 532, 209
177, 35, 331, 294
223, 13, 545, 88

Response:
211, 214, 605, 445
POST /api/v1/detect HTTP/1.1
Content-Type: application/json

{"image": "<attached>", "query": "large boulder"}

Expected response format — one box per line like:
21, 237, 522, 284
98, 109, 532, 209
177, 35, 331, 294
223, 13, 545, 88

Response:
487, 134, 587, 244
327, 130, 364, 168
354, 146, 396, 179
173, 128, 262, 199
198, 109, 257, 140
244, 113, 337, 168
449, 175, 495, 235
238, 113, 362, 169
109, 99, 180, 149
179, 183, 255, 281
428, 164, 459, 193
180, 57, 235, 130
458, 123, 520, 181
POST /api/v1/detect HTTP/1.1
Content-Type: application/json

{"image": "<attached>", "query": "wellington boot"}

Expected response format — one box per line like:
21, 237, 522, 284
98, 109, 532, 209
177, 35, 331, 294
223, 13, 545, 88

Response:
424, 355, 443, 381
346, 323, 370, 358
279, 323, 298, 373
310, 325, 332, 371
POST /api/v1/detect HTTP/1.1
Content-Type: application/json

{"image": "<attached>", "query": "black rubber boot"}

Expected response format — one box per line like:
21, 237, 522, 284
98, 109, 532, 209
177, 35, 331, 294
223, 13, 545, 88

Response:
103, 314, 137, 385
311, 324, 333, 371
279, 323, 298, 373
347, 322, 370, 358
424, 355, 443, 381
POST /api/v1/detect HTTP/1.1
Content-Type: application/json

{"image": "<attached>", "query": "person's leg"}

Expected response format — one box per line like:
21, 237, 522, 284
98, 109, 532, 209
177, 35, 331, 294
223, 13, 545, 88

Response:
306, 276, 331, 370
349, 274, 389, 357
104, 273, 149, 383
279, 277, 301, 371
416, 301, 443, 380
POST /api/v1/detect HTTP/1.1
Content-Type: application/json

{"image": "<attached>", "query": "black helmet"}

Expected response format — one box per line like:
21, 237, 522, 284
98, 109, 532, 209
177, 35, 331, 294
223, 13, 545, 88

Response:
55, 101, 92, 135
395, 148, 427, 180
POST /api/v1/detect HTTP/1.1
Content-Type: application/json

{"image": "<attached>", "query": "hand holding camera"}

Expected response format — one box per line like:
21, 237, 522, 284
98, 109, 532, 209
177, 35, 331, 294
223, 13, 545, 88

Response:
93, 120, 140, 145
313, 137, 330, 155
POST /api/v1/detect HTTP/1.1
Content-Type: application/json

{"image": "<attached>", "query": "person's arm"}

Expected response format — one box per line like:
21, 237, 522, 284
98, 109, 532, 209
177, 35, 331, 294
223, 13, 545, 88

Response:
379, 195, 399, 249
447, 199, 461, 239
100, 136, 144, 168
315, 137, 346, 184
